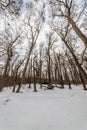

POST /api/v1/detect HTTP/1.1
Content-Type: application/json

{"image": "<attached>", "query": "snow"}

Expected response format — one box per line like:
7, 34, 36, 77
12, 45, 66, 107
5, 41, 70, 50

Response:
0, 84, 87, 130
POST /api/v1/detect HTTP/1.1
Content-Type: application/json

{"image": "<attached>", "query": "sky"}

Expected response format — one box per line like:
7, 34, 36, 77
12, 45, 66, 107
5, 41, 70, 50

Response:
0, 0, 86, 66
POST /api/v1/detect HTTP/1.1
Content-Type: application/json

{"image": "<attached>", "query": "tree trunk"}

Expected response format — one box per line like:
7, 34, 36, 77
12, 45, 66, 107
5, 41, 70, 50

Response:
67, 17, 87, 48
63, 39, 87, 83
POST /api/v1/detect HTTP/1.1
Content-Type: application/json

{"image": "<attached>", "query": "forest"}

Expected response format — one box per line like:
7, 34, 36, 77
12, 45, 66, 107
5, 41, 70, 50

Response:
0, 0, 87, 92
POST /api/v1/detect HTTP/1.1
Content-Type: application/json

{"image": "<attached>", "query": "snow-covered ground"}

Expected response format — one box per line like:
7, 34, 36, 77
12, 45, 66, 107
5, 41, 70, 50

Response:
0, 84, 87, 130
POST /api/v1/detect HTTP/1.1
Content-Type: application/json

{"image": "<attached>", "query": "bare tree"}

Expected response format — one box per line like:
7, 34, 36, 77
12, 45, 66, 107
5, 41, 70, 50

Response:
52, 21, 87, 89
16, 10, 43, 92
49, 0, 87, 48
45, 32, 58, 89
0, 24, 21, 89
39, 43, 44, 89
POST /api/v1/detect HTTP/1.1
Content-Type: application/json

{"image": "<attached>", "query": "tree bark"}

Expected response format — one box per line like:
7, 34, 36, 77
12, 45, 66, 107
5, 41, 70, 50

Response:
67, 16, 87, 48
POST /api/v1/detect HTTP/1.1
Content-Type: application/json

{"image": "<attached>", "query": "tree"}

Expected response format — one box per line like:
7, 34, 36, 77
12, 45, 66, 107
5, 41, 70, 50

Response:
51, 21, 87, 89
16, 9, 43, 92
49, 0, 87, 48
0, 23, 22, 89
45, 32, 58, 89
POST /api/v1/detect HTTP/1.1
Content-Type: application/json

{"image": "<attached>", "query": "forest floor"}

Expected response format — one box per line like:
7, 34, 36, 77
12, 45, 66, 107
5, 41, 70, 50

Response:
0, 84, 87, 130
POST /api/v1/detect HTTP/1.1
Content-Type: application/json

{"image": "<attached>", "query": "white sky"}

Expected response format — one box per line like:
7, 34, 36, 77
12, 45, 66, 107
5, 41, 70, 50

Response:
0, 0, 86, 66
